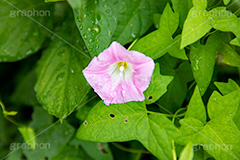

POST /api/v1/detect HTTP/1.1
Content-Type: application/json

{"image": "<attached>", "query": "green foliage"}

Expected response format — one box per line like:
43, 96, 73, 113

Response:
34, 15, 90, 121
185, 86, 206, 124
77, 101, 180, 160
133, 3, 188, 60
0, 0, 53, 62
144, 63, 173, 104
1, 0, 240, 160
190, 33, 225, 95
179, 142, 194, 160
18, 127, 36, 150
67, 0, 168, 57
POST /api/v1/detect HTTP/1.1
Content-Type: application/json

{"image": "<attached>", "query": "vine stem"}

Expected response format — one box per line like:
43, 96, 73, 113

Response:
147, 110, 186, 118
0, 100, 24, 127
127, 38, 139, 51
172, 140, 177, 160
172, 108, 187, 124
112, 142, 150, 154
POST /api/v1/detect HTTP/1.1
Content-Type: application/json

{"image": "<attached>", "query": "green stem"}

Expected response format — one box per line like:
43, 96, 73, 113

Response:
0, 100, 25, 127
234, 8, 240, 15
112, 142, 150, 154
172, 108, 186, 124
172, 140, 177, 160
127, 38, 139, 51
147, 110, 185, 118
208, 0, 222, 10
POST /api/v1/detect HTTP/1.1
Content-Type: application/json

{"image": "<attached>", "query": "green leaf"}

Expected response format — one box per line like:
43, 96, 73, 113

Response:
77, 101, 180, 160
158, 61, 193, 112
0, 0, 53, 62
230, 37, 240, 47
212, 10, 240, 39
144, 63, 173, 104
181, 3, 236, 49
70, 138, 113, 160
207, 89, 240, 120
199, 116, 240, 159
218, 43, 240, 67
179, 142, 194, 160
18, 127, 36, 150
190, 33, 224, 95
35, 15, 90, 120
51, 145, 93, 160
152, 13, 161, 29
185, 85, 206, 124
214, 79, 239, 95
11, 68, 38, 106
45, 0, 64, 2
23, 107, 75, 159
181, 0, 211, 49
172, 0, 193, 28
224, 0, 231, 5
133, 3, 187, 60
67, 0, 165, 57
177, 117, 204, 145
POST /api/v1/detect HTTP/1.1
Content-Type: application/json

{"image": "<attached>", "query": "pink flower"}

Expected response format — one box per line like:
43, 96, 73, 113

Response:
83, 41, 155, 105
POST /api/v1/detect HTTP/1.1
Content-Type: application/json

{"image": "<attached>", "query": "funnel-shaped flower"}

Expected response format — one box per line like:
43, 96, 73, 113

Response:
83, 41, 155, 105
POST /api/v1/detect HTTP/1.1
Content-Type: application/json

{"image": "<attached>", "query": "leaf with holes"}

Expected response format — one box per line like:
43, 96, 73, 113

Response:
132, 3, 187, 60
144, 63, 173, 104
77, 101, 180, 160
34, 16, 90, 121
67, 0, 166, 57
0, 0, 53, 62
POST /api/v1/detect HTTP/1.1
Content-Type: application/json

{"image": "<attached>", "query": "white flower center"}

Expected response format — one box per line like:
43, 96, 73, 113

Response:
108, 61, 133, 82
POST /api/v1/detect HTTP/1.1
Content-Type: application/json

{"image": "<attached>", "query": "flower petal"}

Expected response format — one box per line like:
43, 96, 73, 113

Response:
83, 41, 155, 105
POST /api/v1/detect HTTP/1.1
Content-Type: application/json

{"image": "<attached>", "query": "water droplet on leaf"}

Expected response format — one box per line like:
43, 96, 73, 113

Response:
56, 72, 65, 80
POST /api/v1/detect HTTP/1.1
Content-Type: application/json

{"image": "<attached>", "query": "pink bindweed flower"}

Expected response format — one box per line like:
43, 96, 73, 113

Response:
83, 41, 155, 105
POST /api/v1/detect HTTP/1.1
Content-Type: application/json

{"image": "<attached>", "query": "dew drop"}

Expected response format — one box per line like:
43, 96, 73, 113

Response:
106, 9, 110, 13
97, 14, 101, 21
131, 33, 136, 38
87, 28, 91, 31
83, 34, 87, 39
89, 39, 93, 43
79, 24, 83, 30
70, 68, 74, 73
193, 58, 201, 72
122, 90, 126, 94
93, 25, 101, 33
56, 72, 65, 80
